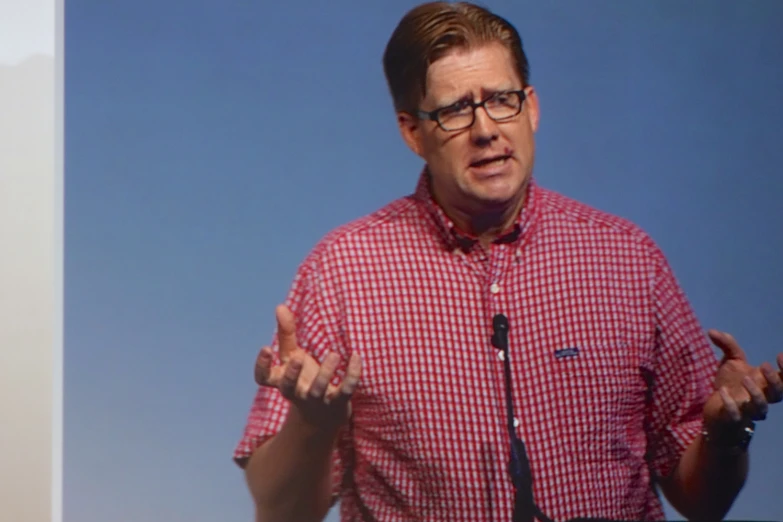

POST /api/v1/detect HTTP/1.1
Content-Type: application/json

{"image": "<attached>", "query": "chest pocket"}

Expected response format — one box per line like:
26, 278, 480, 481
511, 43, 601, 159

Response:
556, 341, 636, 377
547, 342, 650, 461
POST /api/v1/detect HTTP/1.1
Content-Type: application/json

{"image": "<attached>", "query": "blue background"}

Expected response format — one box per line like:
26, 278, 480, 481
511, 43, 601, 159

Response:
64, 1, 783, 521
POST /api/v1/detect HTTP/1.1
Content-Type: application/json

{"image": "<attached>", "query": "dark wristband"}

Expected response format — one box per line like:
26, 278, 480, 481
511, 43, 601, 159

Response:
702, 420, 755, 454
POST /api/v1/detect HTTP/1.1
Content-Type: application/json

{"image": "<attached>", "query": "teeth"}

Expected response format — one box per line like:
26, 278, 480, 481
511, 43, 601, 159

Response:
476, 157, 506, 167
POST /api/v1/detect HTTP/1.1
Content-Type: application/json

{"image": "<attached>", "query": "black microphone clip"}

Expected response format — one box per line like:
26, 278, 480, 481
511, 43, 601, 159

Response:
491, 313, 509, 350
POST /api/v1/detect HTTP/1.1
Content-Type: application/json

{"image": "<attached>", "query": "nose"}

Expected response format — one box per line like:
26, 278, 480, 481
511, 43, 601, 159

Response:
470, 106, 499, 145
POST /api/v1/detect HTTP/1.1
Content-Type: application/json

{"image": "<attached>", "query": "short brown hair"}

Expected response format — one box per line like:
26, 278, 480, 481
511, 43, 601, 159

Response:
382, 2, 530, 114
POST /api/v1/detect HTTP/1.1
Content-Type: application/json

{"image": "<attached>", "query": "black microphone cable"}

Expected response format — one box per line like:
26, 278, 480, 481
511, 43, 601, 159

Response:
492, 313, 554, 522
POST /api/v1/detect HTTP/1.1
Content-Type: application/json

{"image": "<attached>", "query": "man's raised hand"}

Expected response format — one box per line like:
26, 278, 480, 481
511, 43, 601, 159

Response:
254, 305, 362, 431
704, 329, 783, 425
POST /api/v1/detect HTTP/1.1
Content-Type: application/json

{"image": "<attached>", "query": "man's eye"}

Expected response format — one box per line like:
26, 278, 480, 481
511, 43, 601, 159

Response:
489, 93, 512, 106
441, 101, 470, 117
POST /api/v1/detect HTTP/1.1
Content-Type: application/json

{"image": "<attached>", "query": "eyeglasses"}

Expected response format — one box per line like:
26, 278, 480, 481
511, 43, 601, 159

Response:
417, 89, 527, 131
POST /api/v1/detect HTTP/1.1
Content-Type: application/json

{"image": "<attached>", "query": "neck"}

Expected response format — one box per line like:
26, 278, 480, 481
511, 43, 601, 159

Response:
438, 182, 530, 248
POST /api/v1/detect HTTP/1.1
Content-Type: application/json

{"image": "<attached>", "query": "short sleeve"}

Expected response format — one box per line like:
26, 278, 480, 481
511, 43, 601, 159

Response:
232, 250, 348, 503
646, 247, 719, 480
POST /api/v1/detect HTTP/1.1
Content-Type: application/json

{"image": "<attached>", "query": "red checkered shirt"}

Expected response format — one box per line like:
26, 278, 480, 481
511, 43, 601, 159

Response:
235, 172, 719, 522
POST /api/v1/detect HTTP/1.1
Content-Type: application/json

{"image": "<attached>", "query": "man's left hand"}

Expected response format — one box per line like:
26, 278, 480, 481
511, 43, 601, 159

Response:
704, 330, 783, 426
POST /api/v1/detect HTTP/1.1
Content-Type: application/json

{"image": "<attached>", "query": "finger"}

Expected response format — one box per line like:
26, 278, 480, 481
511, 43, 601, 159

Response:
777, 352, 783, 373
719, 386, 743, 423
254, 346, 274, 386
760, 361, 783, 404
743, 375, 769, 420
306, 352, 341, 400
708, 330, 747, 362
276, 305, 298, 363
330, 352, 362, 404
279, 353, 304, 400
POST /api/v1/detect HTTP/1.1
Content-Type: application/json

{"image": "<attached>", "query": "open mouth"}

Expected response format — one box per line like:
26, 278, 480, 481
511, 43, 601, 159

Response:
470, 155, 510, 168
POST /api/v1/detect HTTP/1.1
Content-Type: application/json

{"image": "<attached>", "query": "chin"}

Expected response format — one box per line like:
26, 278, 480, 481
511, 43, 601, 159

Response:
477, 179, 524, 203
472, 192, 517, 211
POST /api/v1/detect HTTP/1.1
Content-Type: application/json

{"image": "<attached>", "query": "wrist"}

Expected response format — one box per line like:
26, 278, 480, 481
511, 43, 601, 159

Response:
285, 403, 345, 442
701, 418, 755, 455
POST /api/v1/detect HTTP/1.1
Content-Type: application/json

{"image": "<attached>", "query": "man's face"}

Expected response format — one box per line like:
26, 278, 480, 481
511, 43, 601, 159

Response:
399, 43, 540, 219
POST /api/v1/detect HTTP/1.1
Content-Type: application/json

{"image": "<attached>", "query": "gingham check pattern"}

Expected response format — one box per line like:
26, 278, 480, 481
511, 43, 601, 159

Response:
235, 172, 718, 522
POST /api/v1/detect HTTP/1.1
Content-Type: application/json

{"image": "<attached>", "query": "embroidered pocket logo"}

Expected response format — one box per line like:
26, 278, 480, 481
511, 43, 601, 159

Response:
554, 347, 579, 359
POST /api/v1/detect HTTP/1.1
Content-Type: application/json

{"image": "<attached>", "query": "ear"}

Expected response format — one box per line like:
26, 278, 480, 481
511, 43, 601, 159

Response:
397, 112, 424, 157
524, 87, 541, 133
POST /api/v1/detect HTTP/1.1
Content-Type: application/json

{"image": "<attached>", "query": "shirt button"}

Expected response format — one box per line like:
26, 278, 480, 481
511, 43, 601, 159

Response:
514, 418, 520, 428
497, 350, 505, 361
490, 282, 500, 294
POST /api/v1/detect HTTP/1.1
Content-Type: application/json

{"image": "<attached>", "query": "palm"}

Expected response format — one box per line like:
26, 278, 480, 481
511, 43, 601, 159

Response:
264, 348, 318, 389
714, 357, 755, 393
705, 330, 783, 425
253, 305, 362, 430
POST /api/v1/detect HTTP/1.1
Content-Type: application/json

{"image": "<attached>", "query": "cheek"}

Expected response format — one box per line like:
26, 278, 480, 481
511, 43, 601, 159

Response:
502, 129, 533, 157
514, 122, 535, 144
427, 136, 467, 167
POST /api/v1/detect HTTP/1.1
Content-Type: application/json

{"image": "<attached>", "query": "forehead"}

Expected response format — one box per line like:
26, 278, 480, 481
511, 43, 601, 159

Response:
423, 43, 521, 104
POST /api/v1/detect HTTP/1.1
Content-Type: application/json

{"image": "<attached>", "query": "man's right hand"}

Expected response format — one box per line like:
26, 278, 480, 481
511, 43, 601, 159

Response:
254, 304, 362, 432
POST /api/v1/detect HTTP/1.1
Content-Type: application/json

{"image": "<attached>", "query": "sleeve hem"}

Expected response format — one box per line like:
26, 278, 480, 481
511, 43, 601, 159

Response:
232, 432, 276, 470
651, 419, 703, 479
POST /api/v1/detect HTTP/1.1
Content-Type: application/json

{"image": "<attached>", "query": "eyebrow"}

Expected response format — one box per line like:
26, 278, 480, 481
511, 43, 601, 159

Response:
434, 87, 517, 108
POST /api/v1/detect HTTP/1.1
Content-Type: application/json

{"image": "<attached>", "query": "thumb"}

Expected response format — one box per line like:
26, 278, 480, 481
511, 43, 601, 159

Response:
276, 304, 299, 362
708, 329, 747, 362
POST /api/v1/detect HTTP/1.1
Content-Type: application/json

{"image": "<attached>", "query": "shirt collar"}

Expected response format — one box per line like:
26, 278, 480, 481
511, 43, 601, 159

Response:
412, 168, 540, 253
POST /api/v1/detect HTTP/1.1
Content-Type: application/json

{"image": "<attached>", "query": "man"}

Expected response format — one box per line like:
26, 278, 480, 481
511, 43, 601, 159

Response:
234, 3, 783, 521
